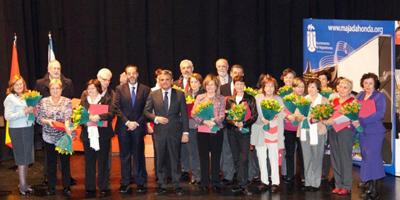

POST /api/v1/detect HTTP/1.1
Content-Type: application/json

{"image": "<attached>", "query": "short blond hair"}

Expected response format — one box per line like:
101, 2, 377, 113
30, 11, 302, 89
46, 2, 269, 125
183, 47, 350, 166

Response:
338, 78, 353, 90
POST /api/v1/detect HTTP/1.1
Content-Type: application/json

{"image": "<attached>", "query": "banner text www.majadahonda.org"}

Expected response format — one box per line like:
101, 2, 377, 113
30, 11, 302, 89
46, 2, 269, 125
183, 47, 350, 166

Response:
327, 24, 384, 34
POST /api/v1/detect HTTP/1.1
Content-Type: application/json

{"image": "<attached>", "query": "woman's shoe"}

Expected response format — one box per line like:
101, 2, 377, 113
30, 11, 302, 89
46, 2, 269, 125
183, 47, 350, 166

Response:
337, 188, 351, 195
331, 188, 341, 194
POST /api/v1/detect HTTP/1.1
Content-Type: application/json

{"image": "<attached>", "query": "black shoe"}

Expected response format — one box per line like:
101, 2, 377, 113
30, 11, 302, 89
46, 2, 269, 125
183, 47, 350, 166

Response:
85, 190, 96, 198
251, 176, 261, 183
46, 188, 56, 196
284, 177, 294, 184
257, 183, 270, 192
309, 187, 319, 192
301, 186, 311, 191
100, 189, 111, 197
222, 179, 233, 186
70, 177, 77, 186
62, 187, 71, 197
136, 184, 147, 193
180, 172, 190, 182
156, 187, 167, 195
175, 187, 184, 196
231, 186, 242, 193
198, 185, 208, 192
212, 185, 222, 193
242, 188, 253, 196
119, 185, 132, 194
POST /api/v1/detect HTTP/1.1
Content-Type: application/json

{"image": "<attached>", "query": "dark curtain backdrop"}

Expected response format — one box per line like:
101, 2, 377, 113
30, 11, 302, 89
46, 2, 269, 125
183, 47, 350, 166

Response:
1, 0, 400, 113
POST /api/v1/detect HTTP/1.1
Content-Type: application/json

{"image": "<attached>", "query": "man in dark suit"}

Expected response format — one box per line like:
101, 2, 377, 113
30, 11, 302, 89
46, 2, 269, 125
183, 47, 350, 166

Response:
34, 60, 75, 185
114, 65, 150, 194
144, 70, 189, 196
219, 64, 244, 185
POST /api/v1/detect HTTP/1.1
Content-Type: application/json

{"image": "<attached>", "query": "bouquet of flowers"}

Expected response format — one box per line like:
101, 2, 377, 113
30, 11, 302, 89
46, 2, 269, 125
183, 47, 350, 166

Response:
193, 100, 219, 132
186, 95, 195, 118
55, 134, 73, 155
244, 87, 259, 97
352, 132, 362, 161
283, 93, 298, 113
320, 87, 334, 99
22, 90, 42, 121
227, 102, 250, 134
277, 85, 293, 97
340, 101, 363, 132
260, 99, 283, 131
71, 105, 90, 128
185, 95, 195, 104
310, 103, 334, 122
294, 96, 311, 129
172, 85, 185, 93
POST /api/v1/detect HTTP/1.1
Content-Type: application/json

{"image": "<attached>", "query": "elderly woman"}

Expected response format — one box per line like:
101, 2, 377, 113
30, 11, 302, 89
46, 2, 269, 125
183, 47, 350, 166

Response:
36, 79, 72, 196
297, 79, 328, 192
325, 78, 355, 195
355, 73, 386, 199
192, 74, 226, 192
80, 79, 115, 198
3, 75, 35, 195
251, 76, 285, 193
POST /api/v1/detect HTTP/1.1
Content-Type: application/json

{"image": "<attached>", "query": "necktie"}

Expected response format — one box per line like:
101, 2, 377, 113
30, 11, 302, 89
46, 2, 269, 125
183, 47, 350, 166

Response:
131, 86, 136, 107
163, 91, 169, 112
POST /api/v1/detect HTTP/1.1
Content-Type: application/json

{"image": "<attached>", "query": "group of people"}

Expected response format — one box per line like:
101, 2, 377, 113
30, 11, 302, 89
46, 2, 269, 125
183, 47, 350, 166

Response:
3, 58, 386, 200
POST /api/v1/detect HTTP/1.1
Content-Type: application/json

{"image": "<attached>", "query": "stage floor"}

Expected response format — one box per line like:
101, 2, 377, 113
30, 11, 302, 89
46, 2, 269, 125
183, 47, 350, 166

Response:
0, 150, 399, 200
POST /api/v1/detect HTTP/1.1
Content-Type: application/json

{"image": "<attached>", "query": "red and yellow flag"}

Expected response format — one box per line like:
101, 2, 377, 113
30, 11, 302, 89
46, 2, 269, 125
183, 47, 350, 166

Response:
5, 35, 21, 148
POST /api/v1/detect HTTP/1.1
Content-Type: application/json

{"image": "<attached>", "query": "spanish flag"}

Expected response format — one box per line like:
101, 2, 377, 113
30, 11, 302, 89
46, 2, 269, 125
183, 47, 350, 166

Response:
5, 35, 21, 148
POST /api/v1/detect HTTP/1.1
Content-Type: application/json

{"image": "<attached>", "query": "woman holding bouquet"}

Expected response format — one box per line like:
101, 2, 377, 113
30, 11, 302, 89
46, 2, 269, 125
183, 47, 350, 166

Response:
283, 77, 304, 186
297, 79, 328, 191
251, 76, 284, 193
79, 79, 115, 197
225, 75, 258, 195
36, 79, 73, 196
324, 78, 355, 195
184, 73, 204, 185
355, 73, 386, 199
3, 75, 35, 195
192, 74, 226, 192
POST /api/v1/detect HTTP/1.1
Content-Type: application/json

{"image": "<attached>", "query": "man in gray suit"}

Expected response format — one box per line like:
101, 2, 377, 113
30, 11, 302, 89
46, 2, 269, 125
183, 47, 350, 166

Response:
144, 70, 189, 196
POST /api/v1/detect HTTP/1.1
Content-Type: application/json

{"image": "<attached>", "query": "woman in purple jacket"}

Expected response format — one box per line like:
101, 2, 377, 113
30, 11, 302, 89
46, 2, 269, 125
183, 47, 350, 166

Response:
354, 73, 386, 200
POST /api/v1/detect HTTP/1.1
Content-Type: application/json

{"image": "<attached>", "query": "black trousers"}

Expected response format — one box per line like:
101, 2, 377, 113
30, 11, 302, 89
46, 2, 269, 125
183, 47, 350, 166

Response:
284, 130, 304, 180
83, 138, 111, 191
227, 129, 250, 187
197, 131, 223, 187
45, 142, 71, 189
118, 130, 147, 186
153, 132, 181, 188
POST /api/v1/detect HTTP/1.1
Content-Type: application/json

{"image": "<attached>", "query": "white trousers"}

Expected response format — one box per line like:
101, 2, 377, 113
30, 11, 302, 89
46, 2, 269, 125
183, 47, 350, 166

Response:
255, 143, 280, 185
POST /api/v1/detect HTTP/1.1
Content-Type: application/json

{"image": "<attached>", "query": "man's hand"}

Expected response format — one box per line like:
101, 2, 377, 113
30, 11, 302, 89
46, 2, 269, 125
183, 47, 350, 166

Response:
156, 116, 169, 125
146, 123, 154, 134
181, 134, 189, 143
127, 121, 139, 131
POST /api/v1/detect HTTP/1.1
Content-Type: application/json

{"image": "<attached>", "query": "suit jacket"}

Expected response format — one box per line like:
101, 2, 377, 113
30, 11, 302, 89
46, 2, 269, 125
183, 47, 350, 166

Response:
35, 73, 74, 98
80, 89, 115, 141
220, 81, 232, 97
114, 83, 151, 134
144, 88, 189, 138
